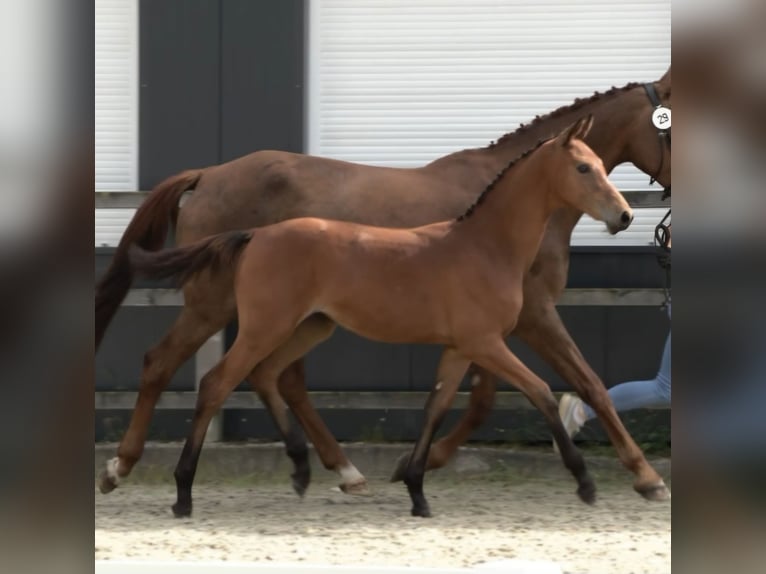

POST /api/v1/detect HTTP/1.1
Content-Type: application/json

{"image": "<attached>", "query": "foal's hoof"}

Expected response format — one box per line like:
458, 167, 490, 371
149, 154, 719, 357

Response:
577, 479, 597, 505
410, 503, 432, 518
98, 470, 118, 494
636, 480, 671, 502
339, 479, 371, 496
171, 502, 192, 518
390, 453, 410, 483
291, 469, 311, 498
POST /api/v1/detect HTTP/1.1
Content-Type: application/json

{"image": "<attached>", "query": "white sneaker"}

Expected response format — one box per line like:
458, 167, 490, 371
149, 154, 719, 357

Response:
553, 393, 585, 453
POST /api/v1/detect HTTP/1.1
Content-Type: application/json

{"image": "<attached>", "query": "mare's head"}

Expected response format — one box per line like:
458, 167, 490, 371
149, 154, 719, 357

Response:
622, 66, 672, 189
541, 115, 633, 234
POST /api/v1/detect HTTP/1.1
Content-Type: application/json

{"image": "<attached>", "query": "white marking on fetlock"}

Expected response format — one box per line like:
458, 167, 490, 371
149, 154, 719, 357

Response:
470, 375, 481, 387
106, 457, 123, 485
435, 381, 443, 391
338, 463, 365, 486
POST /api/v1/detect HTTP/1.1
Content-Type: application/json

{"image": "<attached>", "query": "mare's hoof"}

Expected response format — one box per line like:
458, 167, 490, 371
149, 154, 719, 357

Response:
98, 470, 118, 494
636, 480, 671, 502
171, 502, 192, 518
390, 453, 410, 483
340, 480, 371, 496
577, 480, 597, 505
410, 503, 432, 518
291, 470, 311, 498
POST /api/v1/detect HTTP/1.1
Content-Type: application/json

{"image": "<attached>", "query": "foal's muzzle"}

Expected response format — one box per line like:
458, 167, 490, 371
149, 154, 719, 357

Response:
608, 210, 634, 234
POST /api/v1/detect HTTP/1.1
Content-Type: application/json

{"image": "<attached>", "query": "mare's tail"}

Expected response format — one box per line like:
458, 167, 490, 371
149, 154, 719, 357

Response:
128, 230, 254, 287
95, 170, 203, 349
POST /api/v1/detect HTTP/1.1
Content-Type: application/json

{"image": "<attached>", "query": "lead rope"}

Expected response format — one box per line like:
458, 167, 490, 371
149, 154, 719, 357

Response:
654, 208, 671, 311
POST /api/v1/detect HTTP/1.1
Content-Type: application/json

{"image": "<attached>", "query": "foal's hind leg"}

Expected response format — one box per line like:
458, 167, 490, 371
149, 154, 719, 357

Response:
172, 318, 300, 517
391, 366, 497, 482
516, 302, 670, 501
98, 300, 232, 494
466, 338, 596, 505
248, 372, 311, 498
248, 315, 368, 495
401, 348, 471, 517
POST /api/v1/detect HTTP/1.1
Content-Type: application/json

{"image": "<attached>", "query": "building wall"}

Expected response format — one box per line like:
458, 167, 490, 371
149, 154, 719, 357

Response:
95, 0, 671, 247
94, 1, 671, 442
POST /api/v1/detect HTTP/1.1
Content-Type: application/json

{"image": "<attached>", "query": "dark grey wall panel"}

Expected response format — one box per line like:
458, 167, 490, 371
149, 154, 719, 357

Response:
220, 0, 305, 160
139, 0, 221, 188
96, 308, 196, 392
304, 328, 413, 391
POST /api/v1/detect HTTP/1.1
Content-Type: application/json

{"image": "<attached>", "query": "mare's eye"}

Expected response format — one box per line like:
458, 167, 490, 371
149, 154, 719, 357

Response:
577, 164, 591, 174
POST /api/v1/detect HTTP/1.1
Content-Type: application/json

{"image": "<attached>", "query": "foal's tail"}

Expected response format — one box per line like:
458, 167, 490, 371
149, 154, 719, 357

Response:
128, 230, 254, 287
95, 170, 203, 350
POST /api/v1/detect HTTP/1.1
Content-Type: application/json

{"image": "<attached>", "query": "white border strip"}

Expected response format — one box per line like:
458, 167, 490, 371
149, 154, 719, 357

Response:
95, 559, 562, 574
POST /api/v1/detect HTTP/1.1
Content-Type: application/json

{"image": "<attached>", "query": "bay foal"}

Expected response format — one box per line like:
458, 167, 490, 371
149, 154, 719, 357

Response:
129, 117, 633, 518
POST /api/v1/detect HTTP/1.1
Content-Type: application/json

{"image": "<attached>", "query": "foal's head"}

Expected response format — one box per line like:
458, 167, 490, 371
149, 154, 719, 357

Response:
544, 115, 633, 234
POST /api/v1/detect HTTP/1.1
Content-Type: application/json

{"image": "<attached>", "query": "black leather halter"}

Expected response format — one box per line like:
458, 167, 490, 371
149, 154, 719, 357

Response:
644, 82, 671, 300
643, 82, 671, 198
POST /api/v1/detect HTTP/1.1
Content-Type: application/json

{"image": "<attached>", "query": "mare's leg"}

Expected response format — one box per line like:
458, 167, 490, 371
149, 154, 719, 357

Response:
391, 366, 497, 482
249, 314, 368, 494
401, 348, 471, 518
99, 296, 232, 494
515, 302, 670, 501
466, 338, 596, 505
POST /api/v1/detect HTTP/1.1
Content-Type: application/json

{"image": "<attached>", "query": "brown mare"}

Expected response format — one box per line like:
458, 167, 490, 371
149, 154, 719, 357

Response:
96, 70, 671, 501
128, 118, 633, 518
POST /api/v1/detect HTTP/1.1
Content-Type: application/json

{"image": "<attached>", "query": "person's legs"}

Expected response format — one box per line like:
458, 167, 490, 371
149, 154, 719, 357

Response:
583, 332, 671, 418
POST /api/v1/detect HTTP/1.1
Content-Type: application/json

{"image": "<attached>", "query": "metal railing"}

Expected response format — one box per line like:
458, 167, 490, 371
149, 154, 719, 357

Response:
95, 189, 670, 209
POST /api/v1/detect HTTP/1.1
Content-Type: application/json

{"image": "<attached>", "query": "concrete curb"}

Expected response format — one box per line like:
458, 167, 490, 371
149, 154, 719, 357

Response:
95, 442, 671, 484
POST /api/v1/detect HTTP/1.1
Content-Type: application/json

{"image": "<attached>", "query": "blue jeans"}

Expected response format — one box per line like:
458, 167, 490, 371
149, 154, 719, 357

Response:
584, 330, 671, 420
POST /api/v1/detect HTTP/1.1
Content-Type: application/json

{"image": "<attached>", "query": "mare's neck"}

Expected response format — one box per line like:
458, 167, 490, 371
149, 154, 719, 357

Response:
486, 91, 635, 172
430, 86, 638, 203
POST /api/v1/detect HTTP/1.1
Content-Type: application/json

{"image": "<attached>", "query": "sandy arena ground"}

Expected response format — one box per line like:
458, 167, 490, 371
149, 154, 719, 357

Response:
95, 469, 670, 574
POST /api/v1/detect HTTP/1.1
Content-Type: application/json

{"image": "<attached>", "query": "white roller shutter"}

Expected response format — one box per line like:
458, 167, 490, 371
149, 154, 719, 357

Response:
308, 0, 671, 245
95, 0, 138, 192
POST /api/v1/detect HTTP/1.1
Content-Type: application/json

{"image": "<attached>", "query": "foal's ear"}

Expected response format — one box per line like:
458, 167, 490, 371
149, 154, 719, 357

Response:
556, 114, 594, 147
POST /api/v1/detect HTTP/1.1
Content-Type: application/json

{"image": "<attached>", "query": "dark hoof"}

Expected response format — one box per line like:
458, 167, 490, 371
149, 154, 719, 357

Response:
171, 502, 192, 518
98, 470, 118, 494
636, 480, 671, 502
411, 503, 432, 518
291, 469, 311, 498
577, 479, 597, 505
390, 453, 410, 483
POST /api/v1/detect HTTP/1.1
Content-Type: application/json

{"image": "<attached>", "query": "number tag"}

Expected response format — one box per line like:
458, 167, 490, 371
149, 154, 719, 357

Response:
652, 107, 671, 129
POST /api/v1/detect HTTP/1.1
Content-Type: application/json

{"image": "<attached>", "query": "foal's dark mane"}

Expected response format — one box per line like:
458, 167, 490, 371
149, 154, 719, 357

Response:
457, 138, 549, 222
486, 82, 642, 150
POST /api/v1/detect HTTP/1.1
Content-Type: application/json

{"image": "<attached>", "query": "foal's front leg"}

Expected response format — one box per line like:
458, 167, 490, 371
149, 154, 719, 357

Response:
401, 347, 471, 517
391, 366, 497, 482
467, 338, 596, 505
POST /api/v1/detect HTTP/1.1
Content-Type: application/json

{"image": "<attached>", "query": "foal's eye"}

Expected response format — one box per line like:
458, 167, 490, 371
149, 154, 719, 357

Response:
577, 164, 591, 174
